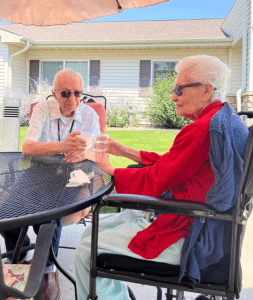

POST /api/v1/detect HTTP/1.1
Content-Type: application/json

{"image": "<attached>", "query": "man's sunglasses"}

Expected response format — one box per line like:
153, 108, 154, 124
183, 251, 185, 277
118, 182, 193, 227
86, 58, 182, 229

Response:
171, 82, 202, 96
56, 90, 83, 98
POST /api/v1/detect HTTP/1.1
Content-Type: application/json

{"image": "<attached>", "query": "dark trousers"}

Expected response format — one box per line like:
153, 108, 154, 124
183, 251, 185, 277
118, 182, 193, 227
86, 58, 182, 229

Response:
1, 218, 62, 266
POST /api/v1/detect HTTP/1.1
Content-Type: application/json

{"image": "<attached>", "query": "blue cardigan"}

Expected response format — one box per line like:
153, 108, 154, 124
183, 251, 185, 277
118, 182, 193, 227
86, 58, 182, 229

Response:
179, 102, 249, 284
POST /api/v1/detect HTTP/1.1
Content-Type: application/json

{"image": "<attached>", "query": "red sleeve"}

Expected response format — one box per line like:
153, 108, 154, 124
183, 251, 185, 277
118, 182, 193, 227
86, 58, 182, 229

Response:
140, 151, 161, 166
114, 121, 210, 197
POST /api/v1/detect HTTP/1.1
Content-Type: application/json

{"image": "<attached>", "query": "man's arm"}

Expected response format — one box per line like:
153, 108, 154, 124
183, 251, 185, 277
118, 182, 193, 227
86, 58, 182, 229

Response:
22, 140, 62, 157
22, 131, 86, 157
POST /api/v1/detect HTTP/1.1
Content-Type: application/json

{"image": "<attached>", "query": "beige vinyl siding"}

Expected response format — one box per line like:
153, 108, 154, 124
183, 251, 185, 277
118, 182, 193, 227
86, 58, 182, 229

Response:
0, 43, 8, 103
8, 45, 26, 91
221, 0, 243, 45
246, 0, 251, 91
231, 41, 243, 93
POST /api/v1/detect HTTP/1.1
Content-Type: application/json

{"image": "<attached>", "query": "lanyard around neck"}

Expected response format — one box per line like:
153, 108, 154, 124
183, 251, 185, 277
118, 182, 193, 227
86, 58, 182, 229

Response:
58, 119, 75, 142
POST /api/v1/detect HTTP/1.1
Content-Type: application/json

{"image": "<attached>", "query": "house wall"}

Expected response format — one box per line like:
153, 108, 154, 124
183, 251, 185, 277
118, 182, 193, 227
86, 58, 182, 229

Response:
26, 47, 232, 112
221, 0, 244, 46
0, 43, 8, 103
231, 39, 243, 94
8, 45, 26, 91
246, 0, 251, 92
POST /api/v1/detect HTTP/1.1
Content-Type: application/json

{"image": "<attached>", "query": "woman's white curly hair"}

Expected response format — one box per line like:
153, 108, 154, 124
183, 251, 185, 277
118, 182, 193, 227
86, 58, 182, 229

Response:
175, 55, 231, 102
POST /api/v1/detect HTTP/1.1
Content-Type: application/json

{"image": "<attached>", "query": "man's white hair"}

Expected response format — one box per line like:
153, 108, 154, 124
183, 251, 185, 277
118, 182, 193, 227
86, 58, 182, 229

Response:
175, 55, 231, 102
52, 68, 84, 91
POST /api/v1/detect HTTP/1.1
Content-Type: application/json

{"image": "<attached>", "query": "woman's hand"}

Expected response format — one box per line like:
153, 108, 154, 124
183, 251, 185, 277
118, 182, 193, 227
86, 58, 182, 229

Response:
95, 151, 115, 176
106, 138, 124, 156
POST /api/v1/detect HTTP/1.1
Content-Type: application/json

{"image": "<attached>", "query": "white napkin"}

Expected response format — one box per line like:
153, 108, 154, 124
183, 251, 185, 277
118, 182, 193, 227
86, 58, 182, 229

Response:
66, 170, 91, 187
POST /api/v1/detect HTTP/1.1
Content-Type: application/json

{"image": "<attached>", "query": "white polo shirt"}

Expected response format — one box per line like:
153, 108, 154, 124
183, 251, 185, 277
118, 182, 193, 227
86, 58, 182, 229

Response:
25, 99, 101, 142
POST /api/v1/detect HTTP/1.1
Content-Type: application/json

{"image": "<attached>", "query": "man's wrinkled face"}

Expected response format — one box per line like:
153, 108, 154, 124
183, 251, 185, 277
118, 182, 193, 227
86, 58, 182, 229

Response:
52, 73, 83, 117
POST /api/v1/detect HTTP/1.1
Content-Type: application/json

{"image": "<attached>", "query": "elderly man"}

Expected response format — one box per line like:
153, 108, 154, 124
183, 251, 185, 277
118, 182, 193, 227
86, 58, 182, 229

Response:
75, 55, 248, 300
1, 68, 100, 300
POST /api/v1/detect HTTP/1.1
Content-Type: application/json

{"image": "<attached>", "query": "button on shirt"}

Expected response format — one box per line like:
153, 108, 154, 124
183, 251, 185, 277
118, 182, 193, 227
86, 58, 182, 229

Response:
25, 99, 101, 142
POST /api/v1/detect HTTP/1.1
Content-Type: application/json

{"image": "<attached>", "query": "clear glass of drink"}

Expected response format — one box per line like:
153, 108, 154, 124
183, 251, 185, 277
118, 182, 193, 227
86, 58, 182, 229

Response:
77, 132, 95, 150
94, 134, 110, 152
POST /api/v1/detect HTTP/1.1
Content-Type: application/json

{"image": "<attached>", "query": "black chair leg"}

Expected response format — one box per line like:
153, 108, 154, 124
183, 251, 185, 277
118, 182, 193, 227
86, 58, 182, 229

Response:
49, 246, 77, 300
127, 286, 136, 300
226, 292, 235, 300
176, 290, 184, 300
165, 289, 174, 300
157, 287, 162, 300
12, 226, 29, 263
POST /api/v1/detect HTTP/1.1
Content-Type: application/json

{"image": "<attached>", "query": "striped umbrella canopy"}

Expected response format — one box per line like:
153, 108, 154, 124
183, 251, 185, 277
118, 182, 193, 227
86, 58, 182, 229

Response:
0, 0, 170, 26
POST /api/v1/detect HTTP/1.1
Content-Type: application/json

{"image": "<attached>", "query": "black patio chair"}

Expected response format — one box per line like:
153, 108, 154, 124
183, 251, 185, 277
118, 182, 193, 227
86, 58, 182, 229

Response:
0, 223, 56, 300
87, 111, 253, 300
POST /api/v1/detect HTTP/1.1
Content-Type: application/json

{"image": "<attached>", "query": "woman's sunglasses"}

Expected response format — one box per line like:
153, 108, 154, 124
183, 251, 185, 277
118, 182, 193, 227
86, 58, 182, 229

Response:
171, 82, 202, 96
56, 90, 83, 98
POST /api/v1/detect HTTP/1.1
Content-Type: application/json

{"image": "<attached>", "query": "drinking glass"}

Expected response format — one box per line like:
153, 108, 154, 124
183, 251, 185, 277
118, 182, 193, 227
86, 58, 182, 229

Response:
94, 134, 110, 152
77, 132, 95, 150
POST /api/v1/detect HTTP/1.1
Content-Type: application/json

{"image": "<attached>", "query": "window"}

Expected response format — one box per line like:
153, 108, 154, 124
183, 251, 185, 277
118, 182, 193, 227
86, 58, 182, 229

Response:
29, 60, 100, 94
42, 62, 63, 86
65, 61, 88, 88
153, 61, 177, 81
41, 61, 89, 88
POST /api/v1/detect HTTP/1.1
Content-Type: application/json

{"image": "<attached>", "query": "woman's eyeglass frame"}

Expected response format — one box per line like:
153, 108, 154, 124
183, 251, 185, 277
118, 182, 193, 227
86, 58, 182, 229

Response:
56, 90, 83, 98
171, 82, 202, 96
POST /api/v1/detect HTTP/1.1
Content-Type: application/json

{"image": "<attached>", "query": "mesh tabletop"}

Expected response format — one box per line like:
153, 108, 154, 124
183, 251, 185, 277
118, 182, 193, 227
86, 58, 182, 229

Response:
0, 153, 113, 230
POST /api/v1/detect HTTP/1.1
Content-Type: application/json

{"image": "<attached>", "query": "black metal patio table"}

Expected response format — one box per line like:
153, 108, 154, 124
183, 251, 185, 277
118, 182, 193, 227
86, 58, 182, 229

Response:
0, 152, 114, 231
0, 152, 114, 299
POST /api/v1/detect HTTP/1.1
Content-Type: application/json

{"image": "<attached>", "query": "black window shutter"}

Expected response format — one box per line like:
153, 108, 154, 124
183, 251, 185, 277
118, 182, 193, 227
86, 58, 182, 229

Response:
90, 60, 100, 86
29, 60, 40, 94
139, 60, 151, 96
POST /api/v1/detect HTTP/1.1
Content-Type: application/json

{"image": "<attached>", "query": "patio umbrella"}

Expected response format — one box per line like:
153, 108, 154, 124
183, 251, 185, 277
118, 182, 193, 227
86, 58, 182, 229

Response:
0, 0, 170, 26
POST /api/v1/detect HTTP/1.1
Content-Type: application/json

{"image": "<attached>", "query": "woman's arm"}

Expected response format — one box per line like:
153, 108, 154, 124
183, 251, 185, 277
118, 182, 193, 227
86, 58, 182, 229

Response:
106, 138, 142, 163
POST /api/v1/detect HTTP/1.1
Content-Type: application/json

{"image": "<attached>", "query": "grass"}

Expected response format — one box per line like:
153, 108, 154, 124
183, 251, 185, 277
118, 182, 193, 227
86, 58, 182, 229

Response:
19, 127, 178, 213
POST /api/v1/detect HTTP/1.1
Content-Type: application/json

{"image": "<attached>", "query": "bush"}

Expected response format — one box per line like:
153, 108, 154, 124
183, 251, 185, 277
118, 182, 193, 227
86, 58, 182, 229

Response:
2, 78, 52, 126
106, 103, 142, 128
106, 104, 129, 128
146, 73, 191, 129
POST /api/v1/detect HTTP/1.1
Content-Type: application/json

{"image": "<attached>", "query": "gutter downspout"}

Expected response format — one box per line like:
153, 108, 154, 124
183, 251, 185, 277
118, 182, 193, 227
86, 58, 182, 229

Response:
237, 0, 248, 112
8, 40, 30, 87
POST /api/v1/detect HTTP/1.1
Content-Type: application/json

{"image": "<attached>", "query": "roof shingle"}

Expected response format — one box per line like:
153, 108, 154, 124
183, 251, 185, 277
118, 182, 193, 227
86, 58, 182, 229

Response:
0, 19, 228, 42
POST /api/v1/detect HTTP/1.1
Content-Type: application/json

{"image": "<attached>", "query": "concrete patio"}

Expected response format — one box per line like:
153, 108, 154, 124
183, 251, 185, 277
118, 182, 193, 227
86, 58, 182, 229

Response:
1, 213, 253, 300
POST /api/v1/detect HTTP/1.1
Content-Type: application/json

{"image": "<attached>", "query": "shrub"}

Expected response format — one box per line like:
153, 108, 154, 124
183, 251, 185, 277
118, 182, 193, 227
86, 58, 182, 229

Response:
106, 103, 129, 128
146, 73, 191, 128
106, 102, 142, 128
1, 78, 52, 126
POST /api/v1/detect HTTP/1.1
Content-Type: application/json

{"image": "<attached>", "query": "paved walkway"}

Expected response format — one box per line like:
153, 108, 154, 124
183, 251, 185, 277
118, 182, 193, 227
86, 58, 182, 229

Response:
1, 214, 252, 299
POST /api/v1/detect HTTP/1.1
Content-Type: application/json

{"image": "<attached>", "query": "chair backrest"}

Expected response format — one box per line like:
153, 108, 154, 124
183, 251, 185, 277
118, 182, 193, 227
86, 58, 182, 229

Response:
29, 94, 106, 134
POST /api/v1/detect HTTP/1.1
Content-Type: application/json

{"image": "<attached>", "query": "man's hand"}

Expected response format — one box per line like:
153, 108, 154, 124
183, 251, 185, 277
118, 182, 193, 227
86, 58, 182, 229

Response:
60, 131, 86, 153
64, 151, 86, 163
95, 151, 115, 176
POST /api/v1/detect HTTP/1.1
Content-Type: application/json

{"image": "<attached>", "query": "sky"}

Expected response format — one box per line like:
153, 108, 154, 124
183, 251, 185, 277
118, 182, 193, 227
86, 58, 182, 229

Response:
87, 0, 236, 22
0, 0, 236, 25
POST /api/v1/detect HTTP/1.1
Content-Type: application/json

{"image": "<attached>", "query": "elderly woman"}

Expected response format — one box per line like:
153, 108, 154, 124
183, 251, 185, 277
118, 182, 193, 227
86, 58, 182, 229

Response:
75, 55, 248, 300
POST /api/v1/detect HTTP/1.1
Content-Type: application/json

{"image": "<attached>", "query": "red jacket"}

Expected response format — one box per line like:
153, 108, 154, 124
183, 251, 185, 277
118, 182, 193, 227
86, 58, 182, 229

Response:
114, 101, 223, 259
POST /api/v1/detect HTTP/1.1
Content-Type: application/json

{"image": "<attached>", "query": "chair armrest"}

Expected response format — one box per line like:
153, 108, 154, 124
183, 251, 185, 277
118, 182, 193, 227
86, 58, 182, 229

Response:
127, 164, 145, 169
23, 223, 56, 297
102, 194, 233, 221
1, 223, 56, 299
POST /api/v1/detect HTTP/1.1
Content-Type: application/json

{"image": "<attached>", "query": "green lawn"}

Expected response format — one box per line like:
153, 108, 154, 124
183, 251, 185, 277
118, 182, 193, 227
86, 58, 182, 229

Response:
19, 127, 178, 165
19, 127, 178, 213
